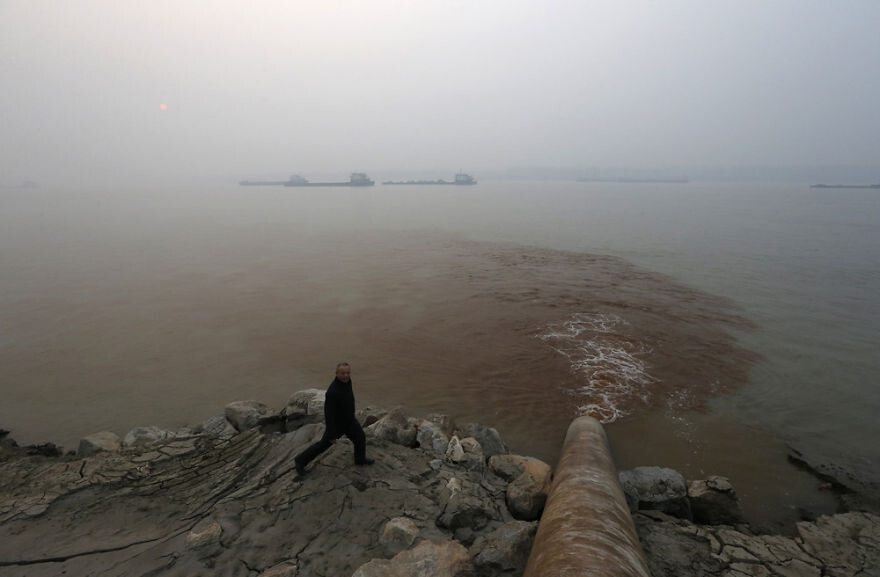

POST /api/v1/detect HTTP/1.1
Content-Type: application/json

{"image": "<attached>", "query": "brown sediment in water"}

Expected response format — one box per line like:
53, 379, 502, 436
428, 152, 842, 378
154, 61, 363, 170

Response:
1, 229, 757, 466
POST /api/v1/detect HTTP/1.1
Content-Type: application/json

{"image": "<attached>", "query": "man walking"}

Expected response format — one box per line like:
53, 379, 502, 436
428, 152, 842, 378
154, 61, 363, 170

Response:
294, 362, 374, 474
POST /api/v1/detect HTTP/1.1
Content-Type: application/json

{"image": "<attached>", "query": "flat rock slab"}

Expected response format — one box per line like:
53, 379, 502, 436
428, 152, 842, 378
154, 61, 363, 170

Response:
0, 428, 512, 577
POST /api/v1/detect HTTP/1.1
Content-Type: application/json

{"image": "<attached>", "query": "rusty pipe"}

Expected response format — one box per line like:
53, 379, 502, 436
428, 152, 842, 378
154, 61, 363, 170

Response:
524, 416, 650, 577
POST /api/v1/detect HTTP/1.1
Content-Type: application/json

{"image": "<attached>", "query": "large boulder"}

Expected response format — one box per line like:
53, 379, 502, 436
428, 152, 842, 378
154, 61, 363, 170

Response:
366, 407, 418, 447
436, 477, 496, 531
619, 466, 692, 520
224, 400, 272, 432
506, 460, 552, 521
380, 517, 420, 555
688, 476, 746, 525
488, 454, 532, 481
458, 422, 508, 460
282, 388, 325, 422
122, 426, 174, 449
470, 521, 538, 577
194, 413, 238, 439
78, 431, 121, 457
352, 540, 475, 577
417, 420, 450, 456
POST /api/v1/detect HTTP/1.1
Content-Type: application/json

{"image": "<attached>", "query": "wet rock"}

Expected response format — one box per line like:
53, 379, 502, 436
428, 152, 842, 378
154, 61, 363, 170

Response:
417, 420, 450, 456
505, 459, 552, 521
77, 431, 121, 457
224, 400, 273, 432
470, 520, 537, 577
380, 517, 419, 555
458, 422, 508, 460
688, 476, 746, 525
367, 407, 418, 447
619, 466, 692, 519
352, 539, 475, 577
122, 425, 174, 448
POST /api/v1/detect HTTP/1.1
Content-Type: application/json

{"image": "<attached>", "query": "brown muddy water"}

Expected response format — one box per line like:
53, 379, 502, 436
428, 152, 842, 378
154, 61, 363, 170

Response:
1, 224, 834, 532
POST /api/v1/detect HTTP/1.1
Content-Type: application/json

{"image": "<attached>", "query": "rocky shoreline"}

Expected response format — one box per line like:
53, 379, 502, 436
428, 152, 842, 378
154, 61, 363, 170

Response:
1, 391, 878, 577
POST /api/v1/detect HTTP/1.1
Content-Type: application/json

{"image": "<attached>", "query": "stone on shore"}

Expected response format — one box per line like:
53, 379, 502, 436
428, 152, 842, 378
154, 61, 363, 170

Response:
77, 431, 121, 457
417, 420, 450, 456
352, 539, 475, 577
619, 466, 692, 520
367, 407, 418, 447
470, 520, 537, 577
688, 476, 746, 525
122, 425, 174, 448
379, 517, 420, 555
506, 460, 552, 521
458, 422, 508, 460
194, 413, 238, 439
224, 400, 273, 432
282, 388, 325, 423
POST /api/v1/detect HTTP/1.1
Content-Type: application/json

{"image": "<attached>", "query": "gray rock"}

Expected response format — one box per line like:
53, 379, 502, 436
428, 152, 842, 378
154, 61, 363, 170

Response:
488, 454, 528, 481
352, 539, 475, 577
688, 476, 746, 525
619, 466, 692, 519
196, 413, 239, 439
122, 425, 174, 448
380, 517, 419, 555
506, 459, 552, 521
426, 413, 457, 436
184, 519, 222, 549
446, 435, 465, 462
471, 521, 537, 577
457, 437, 485, 471
283, 388, 325, 419
459, 422, 508, 460
257, 561, 299, 577
796, 511, 880, 576
290, 422, 324, 448
437, 477, 496, 531
367, 407, 418, 447
78, 431, 121, 457
225, 400, 273, 432
417, 420, 450, 456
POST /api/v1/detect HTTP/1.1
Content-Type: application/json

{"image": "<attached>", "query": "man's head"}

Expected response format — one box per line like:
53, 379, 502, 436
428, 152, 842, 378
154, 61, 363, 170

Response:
335, 362, 351, 383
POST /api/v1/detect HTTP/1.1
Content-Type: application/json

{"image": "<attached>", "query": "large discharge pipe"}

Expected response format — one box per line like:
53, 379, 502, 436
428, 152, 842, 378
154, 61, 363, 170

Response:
523, 416, 651, 577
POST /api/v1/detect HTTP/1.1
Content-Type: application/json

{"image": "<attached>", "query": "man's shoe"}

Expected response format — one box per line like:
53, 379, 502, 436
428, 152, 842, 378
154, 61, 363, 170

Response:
355, 458, 375, 466
295, 460, 307, 476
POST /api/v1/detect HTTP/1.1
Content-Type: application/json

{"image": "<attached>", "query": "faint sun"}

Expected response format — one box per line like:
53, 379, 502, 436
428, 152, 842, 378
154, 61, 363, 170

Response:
160, 103, 167, 111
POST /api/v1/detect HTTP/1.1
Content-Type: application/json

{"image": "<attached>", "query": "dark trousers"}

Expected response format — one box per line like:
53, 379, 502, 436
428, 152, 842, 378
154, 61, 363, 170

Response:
295, 419, 366, 466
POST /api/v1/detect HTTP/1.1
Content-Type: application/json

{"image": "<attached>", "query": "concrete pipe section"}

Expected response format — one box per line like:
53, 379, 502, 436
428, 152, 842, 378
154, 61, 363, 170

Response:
523, 416, 651, 577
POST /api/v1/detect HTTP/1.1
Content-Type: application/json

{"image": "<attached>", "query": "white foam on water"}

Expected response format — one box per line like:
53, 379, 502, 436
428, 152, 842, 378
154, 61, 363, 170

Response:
538, 312, 657, 423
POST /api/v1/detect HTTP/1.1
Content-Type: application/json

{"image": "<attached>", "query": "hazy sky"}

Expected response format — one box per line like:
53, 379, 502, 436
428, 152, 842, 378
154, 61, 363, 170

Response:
2, 1, 878, 184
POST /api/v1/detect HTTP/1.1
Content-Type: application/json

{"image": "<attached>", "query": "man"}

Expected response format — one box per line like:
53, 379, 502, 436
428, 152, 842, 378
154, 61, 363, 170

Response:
294, 362, 374, 475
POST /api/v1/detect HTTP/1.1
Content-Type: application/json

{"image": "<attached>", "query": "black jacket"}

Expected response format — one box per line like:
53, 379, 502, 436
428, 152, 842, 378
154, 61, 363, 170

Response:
324, 378, 357, 437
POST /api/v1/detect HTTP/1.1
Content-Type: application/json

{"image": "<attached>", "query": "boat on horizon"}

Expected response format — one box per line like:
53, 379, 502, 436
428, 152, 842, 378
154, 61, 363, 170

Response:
810, 183, 880, 189
383, 173, 477, 185
240, 173, 375, 187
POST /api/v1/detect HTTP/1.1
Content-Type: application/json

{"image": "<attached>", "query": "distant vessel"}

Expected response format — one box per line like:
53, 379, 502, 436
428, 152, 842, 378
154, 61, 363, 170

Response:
810, 183, 880, 189
240, 173, 375, 187
383, 173, 477, 186
576, 177, 689, 184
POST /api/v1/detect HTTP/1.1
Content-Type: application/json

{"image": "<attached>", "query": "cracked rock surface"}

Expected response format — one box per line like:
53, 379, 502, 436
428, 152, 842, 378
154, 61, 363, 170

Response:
635, 509, 880, 577
0, 420, 520, 577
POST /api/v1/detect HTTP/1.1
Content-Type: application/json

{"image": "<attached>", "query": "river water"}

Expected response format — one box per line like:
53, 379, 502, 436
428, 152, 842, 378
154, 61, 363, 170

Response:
1, 180, 877, 531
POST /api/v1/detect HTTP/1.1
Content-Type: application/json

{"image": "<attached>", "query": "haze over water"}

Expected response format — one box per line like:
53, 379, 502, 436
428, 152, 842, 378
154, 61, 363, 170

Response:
2, 180, 878, 531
